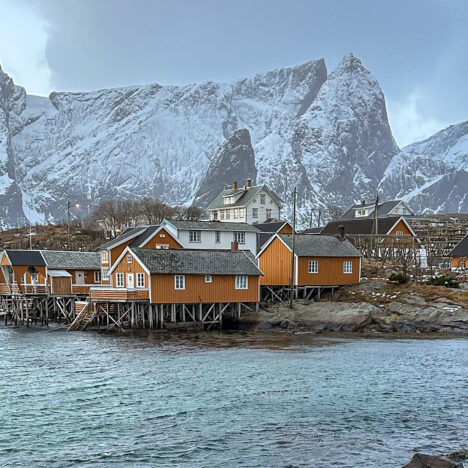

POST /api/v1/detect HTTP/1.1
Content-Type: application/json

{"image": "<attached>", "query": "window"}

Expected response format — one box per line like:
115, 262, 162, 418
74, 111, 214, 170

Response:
101, 267, 109, 280
266, 209, 272, 219
101, 250, 108, 263
220, 211, 225, 220
343, 261, 353, 274
127, 254, 132, 263
160, 233, 165, 238
233, 208, 238, 219
205, 275, 212, 283
175, 275, 185, 290
189, 230, 201, 243
260, 194, 266, 204
226, 209, 230, 220
252, 208, 258, 218
234, 231, 245, 244
155, 244, 169, 249
235, 275, 248, 289
116, 273, 124, 287
136, 273, 145, 288
94, 271, 102, 283
239, 208, 245, 218
215, 231, 221, 243
308, 260, 318, 274
396, 230, 404, 238
213, 211, 218, 220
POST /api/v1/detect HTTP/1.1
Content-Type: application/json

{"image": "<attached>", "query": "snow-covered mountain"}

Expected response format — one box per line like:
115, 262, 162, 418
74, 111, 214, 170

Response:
379, 121, 468, 213
0, 54, 466, 229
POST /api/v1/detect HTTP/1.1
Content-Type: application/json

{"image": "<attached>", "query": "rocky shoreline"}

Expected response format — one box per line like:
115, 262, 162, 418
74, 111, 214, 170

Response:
240, 281, 468, 335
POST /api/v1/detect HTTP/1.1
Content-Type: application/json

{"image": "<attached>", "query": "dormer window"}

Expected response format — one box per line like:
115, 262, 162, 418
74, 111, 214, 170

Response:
355, 209, 368, 217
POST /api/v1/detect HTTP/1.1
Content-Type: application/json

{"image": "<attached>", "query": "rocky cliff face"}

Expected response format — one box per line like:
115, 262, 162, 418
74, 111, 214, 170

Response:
0, 55, 466, 229
194, 129, 257, 208
379, 121, 468, 213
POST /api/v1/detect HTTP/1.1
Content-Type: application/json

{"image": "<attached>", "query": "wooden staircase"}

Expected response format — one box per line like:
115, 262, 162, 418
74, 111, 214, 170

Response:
68, 301, 94, 331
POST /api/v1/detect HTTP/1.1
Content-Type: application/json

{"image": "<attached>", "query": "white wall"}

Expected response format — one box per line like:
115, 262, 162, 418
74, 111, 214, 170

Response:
177, 229, 257, 254
209, 189, 281, 224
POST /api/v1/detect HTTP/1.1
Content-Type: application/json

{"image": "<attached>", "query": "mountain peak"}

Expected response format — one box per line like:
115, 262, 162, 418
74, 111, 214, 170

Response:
334, 53, 366, 74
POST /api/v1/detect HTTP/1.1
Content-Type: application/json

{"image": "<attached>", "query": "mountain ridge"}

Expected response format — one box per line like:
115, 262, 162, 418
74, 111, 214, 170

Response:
0, 55, 466, 229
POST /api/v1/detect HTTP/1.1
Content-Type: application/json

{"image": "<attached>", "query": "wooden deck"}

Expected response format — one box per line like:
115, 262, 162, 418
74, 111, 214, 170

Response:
90, 287, 149, 302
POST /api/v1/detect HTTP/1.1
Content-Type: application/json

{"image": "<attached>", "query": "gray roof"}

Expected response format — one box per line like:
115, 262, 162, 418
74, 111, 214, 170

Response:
278, 234, 362, 257
132, 248, 262, 276
301, 227, 323, 234
449, 234, 468, 257
164, 219, 259, 232
320, 217, 405, 236
206, 185, 282, 210
41, 250, 101, 270
253, 221, 290, 233
99, 227, 147, 250
129, 225, 161, 247
4, 250, 46, 266
340, 200, 413, 221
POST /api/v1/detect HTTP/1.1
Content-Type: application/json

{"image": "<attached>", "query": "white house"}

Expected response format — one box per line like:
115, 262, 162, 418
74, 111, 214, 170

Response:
339, 199, 415, 221
206, 179, 282, 225
160, 219, 259, 255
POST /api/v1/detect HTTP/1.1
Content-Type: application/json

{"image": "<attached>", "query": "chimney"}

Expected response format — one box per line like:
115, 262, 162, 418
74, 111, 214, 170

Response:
231, 241, 239, 252
361, 200, 366, 206
232, 181, 238, 190
245, 178, 252, 189
337, 225, 345, 240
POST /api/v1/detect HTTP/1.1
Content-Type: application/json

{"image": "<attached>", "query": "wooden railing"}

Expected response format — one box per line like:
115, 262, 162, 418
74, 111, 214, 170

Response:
90, 287, 149, 301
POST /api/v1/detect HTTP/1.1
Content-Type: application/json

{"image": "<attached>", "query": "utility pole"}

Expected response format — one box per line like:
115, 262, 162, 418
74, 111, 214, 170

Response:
67, 200, 71, 244
374, 195, 379, 235
289, 187, 297, 309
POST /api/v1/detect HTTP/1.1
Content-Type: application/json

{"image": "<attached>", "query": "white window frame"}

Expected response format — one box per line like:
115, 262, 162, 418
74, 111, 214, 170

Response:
205, 274, 212, 283
136, 272, 145, 288
213, 211, 218, 220
308, 260, 318, 274
252, 208, 258, 218
94, 271, 102, 283
260, 194, 266, 204
235, 275, 248, 289
127, 254, 132, 263
116, 273, 124, 287
189, 231, 201, 243
396, 230, 404, 238
266, 208, 272, 219
239, 208, 245, 218
101, 267, 109, 280
234, 231, 245, 244
226, 210, 230, 220
215, 231, 221, 244
175, 275, 185, 290
101, 250, 108, 263
220, 211, 225, 220
233, 208, 238, 219
343, 261, 353, 274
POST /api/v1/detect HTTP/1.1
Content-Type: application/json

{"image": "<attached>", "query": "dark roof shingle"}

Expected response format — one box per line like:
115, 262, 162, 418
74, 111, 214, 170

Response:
4, 250, 46, 266
320, 217, 405, 236
278, 234, 361, 257
164, 220, 259, 232
206, 185, 282, 210
449, 234, 468, 257
132, 248, 262, 276
41, 250, 101, 270
99, 227, 147, 250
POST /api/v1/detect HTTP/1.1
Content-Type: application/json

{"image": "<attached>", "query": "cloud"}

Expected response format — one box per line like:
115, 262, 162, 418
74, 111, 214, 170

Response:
0, 0, 52, 95
387, 91, 448, 147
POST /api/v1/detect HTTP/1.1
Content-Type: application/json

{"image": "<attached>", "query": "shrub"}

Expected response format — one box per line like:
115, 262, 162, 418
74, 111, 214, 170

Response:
388, 272, 410, 284
426, 275, 460, 289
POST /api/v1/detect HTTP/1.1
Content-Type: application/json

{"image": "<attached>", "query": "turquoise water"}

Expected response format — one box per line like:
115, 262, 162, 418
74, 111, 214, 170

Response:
0, 328, 466, 467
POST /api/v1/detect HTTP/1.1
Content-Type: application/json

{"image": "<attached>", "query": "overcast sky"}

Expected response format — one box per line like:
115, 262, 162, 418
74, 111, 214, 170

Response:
0, 0, 467, 146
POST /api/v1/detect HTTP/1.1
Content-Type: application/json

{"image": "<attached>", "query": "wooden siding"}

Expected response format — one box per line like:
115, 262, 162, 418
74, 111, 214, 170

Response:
259, 236, 361, 286
452, 257, 467, 268
50, 277, 72, 295
90, 288, 149, 301
1, 254, 11, 266
111, 252, 150, 289
150, 274, 259, 304
388, 220, 413, 236
297, 257, 360, 286
142, 228, 183, 249
278, 224, 293, 234
110, 240, 136, 267
259, 237, 294, 286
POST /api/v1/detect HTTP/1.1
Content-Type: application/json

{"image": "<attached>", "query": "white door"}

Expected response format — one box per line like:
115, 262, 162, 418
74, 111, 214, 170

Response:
75, 271, 85, 285
126, 273, 134, 289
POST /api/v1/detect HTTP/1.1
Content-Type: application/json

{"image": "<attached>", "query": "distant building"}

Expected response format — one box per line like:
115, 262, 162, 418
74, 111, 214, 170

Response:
449, 234, 468, 269
339, 199, 414, 221
206, 179, 282, 224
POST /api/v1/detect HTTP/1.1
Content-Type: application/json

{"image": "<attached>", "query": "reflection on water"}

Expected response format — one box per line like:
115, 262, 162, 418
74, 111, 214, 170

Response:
0, 327, 466, 467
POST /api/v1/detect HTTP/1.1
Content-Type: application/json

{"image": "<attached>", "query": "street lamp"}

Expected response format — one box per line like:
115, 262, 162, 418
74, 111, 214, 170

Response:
67, 201, 82, 244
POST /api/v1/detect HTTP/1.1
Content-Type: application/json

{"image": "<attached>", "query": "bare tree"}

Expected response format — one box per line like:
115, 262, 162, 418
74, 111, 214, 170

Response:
328, 205, 344, 221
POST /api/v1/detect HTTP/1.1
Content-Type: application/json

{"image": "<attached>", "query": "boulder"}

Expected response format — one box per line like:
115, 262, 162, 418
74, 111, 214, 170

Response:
402, 453, 461, 468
